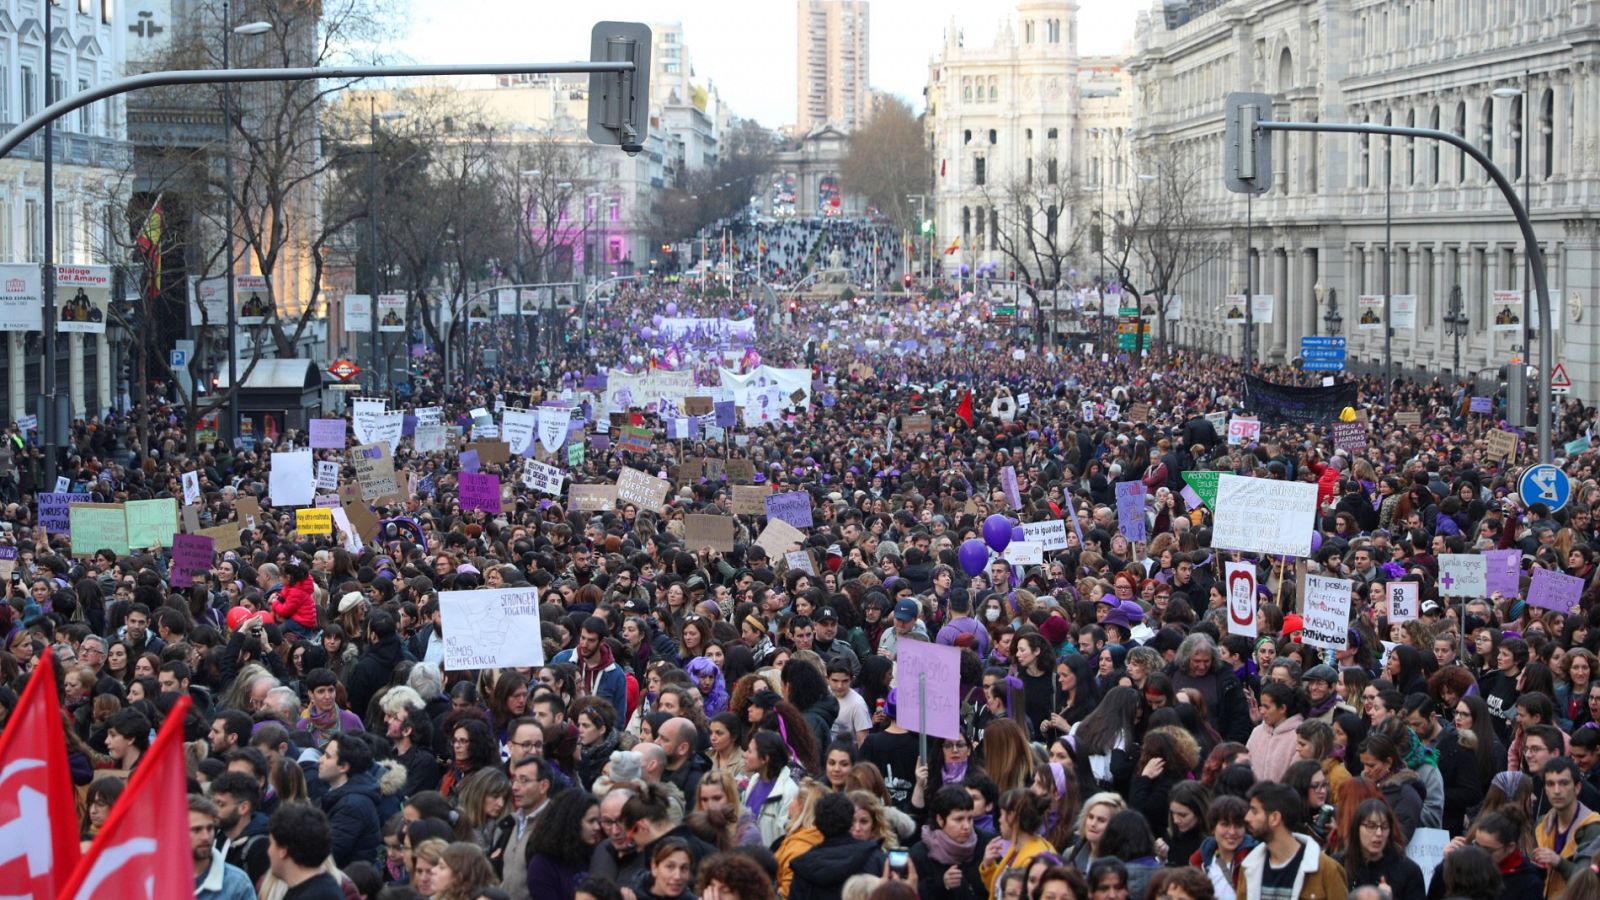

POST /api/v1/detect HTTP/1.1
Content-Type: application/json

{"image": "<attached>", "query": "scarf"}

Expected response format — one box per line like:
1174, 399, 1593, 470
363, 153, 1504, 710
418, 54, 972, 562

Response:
577, 642, 615, 696
745, 776, 776, 817
1307, 692, 1340, 719
943, 761, 969, 785
1403, 729, 1439, 770
920, 823, 978, 866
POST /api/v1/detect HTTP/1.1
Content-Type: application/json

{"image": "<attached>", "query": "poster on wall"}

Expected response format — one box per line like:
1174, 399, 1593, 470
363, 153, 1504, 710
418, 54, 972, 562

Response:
1491, 290, 1523, 332
54, 265, 111, 334
0, 263, 41, 332
235, 274, 272, 325
343, 294, 371, 333
188, 276, 229, 327
378, 294, 407, 332
1357, 295, 1384, 330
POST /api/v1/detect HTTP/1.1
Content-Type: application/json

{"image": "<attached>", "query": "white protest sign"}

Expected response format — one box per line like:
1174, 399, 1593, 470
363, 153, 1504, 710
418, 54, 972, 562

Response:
1104, 402, 1121, 422
1437, 554, 1487, 597
182, 470, 202, 506
315, 461, 340, 492
1227, 416, 1261, 445
414, 424, 446, 453
755, 519, 806, 559
1302, 574, 1353, 651
784, 550, 815, 575
1224, 561, 1258, 638
1021, 519, 1069, 551
438, 587, 545, 670
351, 399, 385, 445
536, 406, 570, 454
1407, 828, 1450, 891
330, 507, 363, 554
1387, 581, 1420, 623
616, 467, 671, 510
268, 450, 315, 507
501, 409, 537, 456
1004, 541, 1043, 566
1211, 475, 1317, 558
521, 459, 566, 497
372, 412, 404, 455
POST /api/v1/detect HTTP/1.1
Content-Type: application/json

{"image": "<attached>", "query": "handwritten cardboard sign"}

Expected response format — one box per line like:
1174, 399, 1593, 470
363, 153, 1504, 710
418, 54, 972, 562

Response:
754, 519, 806, 559
731, 484, 768, 515
684, 514, 736, 551
764, 491, 814, 529
724, 458, 755, 483
70, 503, 128, 556
901, 414, 932, 434
684, 396, 714, 416
1486, 429, 1520, 462
616, 467, 671, 510
569, 483, 618, 511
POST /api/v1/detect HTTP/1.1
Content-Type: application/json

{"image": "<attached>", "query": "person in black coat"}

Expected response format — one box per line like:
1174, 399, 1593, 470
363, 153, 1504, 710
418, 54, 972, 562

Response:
346, 609, 404, 720
1424, 811, 1545, 900
789, 793, 889, 900
911, 786, 996, 900
1404, 694, 1483, 836
316, 735, 382, 868
1338, 798, 1426, 900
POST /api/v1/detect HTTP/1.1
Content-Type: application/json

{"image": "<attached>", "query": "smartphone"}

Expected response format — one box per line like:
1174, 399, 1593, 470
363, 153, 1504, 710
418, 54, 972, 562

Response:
887, 848, 910, 879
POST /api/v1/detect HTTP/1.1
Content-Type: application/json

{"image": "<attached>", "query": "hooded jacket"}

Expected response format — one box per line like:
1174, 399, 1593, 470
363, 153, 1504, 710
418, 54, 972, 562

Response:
787, 835, 889, 900
553, 642, 629, 729
321, 771, 382, 867
801, 691, 840, 753
1378, 770, 1426, 842
270, 575, 318, 629
1247, 713, 1306, 784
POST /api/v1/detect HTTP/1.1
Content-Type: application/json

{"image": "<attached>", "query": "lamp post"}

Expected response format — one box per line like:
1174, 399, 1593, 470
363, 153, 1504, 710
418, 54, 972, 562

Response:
367, 101, 406, 393
906, 193, 926, 282
220, 8, 271, 446
1444, 284, 1469, 377
1321, 285, 1342, 336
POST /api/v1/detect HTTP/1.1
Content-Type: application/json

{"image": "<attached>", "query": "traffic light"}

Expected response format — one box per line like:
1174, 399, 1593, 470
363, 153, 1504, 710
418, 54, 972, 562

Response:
920, 219, 933, 234
903, 273, 914, 289
788, 300, 798, 314
1224, 92, 1273, 195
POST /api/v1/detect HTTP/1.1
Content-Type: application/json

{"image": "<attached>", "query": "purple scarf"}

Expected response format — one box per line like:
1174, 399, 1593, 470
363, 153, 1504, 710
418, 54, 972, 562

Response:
920, 823, 978, 865
745, 776, 776, 817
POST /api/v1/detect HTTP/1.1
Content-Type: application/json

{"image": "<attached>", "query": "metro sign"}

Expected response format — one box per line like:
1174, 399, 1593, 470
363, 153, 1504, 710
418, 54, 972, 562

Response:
327, 359, 361, 382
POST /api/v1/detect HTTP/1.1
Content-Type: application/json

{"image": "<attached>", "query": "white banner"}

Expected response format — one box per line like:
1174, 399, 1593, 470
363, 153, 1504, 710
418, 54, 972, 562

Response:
1391, 294, 1417, 330
535, 406, 569, 454
1250, 294, 1274, 325
1004, 541, 1042, 566
1211, 475, 1318, 558
0, 264, 41, 332
1438, 553, 1487, 597
497, 288, 517, 316
351, 399, 385, 445
371, 412, 404, 455
1224, 561, 1258, 638
188, 275, 229, 327
235, 274, 272, 325
438, 587, 544, 670
519, 288, 542, 317
1302, 574, 1353, 651
520, 459, 565, 496
413, 424, 446, 453
502, 409, 537, 455
378, 293, 407, 333
54, 265, 111, 334
343, 294, 372, 333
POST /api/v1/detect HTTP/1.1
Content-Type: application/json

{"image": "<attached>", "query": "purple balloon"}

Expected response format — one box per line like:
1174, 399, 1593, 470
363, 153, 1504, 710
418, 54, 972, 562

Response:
959, 539, 989, 577
666, 301, 678, 315
640, 326, 656, 340
1310, 531, 1323, 554
651, 314, 664, 328
983, 514, 1013, 553
1012, 525, 1026, 543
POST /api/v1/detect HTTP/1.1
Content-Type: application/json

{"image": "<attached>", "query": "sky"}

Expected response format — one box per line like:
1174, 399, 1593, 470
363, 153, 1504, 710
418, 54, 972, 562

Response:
391, 0, 1141, 128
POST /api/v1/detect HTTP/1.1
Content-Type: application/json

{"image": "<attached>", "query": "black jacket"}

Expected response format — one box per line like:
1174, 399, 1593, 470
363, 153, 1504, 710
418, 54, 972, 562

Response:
321, 771, 382, 867
1341, 846, 1425, 899
346, 634, 404, 719
1432, 727, 1484, 835
909, 829, 996, 900
393, 742, 440, 801
801, 692, 840, 753
789, 835, 889, 900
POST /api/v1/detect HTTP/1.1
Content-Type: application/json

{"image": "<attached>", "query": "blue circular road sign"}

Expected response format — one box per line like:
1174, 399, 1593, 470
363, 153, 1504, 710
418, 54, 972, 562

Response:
1519, 463, 1572, 513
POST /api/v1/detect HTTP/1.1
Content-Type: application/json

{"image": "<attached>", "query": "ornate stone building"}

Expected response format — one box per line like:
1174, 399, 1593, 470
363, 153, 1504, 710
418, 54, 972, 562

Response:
1128, 0, 1600, 396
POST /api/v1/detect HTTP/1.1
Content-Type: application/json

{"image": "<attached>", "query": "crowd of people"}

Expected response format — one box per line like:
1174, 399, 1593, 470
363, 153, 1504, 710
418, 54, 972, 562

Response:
5, 248, 1600, 900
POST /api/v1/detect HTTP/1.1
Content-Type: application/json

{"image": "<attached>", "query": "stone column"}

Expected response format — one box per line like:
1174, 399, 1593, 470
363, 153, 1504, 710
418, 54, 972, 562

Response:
68, 333, 84, 419
1273, 247, 1290, 360
96, 333, 109, 418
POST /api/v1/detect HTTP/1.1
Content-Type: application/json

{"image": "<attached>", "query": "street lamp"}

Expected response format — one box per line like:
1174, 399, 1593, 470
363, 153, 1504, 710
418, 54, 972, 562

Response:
368, 103, 407, 393
1493, 77, 1533, 352
1444, 284, 1469, 377
1319, 283, 1342, 335
220, 8, 272, 447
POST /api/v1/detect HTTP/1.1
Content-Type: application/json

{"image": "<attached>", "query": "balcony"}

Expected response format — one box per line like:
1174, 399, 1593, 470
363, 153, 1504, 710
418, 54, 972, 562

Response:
0, 124, 130, 169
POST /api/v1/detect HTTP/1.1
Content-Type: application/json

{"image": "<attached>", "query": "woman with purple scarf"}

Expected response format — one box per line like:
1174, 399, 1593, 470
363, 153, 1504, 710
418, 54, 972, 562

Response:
910, 784, 997, 899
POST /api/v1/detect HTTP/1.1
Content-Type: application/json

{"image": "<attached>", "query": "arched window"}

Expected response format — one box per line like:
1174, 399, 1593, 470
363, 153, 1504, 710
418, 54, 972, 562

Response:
1047, 158, 1058, 185
1047, 127, 1058, 140
1277, 48, 1294, 92
963, 129, 972, 145
1429, 106, 1441, 184
963, 83, 972, 102
1455, 101, 1467, 184
975, 207, 986, 243
1540, 88, 1554, 179
1024, 21, 1034, 43
989, 129, 997, 145
989, 84, 998, 101
1359, 117, 1371, 187
962, 207, 971, 237
1481, 97, 1494, 182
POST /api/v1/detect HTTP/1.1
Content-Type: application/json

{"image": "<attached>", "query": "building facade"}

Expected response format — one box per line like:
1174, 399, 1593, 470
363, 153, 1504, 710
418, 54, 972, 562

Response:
0, 0, 126, 422
1128, 0, 1600, 397
925, 1, 1133, 279
796, 0, 870, 133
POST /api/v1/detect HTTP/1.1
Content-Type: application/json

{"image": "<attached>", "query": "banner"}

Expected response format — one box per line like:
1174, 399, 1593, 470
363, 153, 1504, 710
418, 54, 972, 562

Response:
519, 288, 541, 317
1357, 294, 1384, 330
1241, 374, 1360, 426
465, 296, 492, 324
496, 288, 517, 317
1491, 290, 1522, 332
1391, 294, 1417, 329
235, 274, 271, 325
1302, 574, 1353, 651
377, 293, 407, 332
343, 293, 372, 332
0, 263, 42, 331
188, 275, 228, 326
54, 265, 111, 334
1212, 474, 1318, 558
536, 406, 569, 454
501, 409, 537, 456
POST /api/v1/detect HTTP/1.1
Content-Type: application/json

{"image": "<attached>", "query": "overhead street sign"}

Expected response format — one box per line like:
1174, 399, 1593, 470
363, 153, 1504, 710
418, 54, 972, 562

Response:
1299, 336, 1346, 372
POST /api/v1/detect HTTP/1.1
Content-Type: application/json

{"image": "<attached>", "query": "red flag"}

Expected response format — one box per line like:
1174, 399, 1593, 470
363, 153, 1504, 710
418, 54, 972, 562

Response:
956, 390, 974, 427
57, 695, 193, 900
0, 654, 78, 899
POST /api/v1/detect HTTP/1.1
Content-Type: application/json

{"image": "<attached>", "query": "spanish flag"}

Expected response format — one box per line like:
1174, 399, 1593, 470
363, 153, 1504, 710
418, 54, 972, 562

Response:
135, 195, 163, 298
944, 237, 960, 255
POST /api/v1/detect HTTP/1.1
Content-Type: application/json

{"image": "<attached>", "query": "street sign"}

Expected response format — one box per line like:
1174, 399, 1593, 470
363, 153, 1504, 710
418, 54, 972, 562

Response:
1551, 362, 1573, 395
169, 349, 188, 369
327, 359, 361, 382
1519, 463, 1572, 513
1299, 336, 1346, 372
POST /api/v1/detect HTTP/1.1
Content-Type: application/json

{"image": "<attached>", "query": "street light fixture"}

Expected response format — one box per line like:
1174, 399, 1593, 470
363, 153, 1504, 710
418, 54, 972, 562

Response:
1444, 284, 1469, 377
1321, 285, 1342, 335
220, 6, 272, 447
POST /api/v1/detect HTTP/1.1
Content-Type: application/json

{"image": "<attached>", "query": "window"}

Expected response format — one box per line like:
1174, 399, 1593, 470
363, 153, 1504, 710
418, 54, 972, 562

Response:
1047, 204, 1059, 240
1025, 21, 1034, 43
1455, 101, 1467, 184
1047, 127, 1058, 140
990, 208, 998, 247
1541, 88, 1554, 179
988, 129, 996, 145
78, 0, 89, 12
20, 67, 36, 119
961, 206, 971, 237
989, 84, 997, 101
608, 197, 620, 222
1359, 119, 1370, 187
49, 72, 63, 107
1481, 97, 1494, 181
1406, 111, 1416, 184
975, 207, 985, 244
974, 157, 986, 185
1025, 128, 1033, 141
0, 64, 9, 123
54, 201, 68, 261
963, 129, 971, 145
1025, 158, 1033, 184
78, 79, 90, 133
24, 199, 39, 262
1508, 95, 1523, 180
102, 0, 113, 24
1048, 158, 1058, 185
963, 83, 971, 102
0, 201, 12, 262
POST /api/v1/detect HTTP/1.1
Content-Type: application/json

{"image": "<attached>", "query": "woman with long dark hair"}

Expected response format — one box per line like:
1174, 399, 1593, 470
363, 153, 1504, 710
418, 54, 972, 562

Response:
1040, 653, 1099, 739
1164, 780, 1211, 870
1452, 695, 1506, 787
1013, 632, 1057, 740
524, 788, 603, 899
1333, 712, 1369, 779
740, 730, 801, 847
1283, 760, 1334, 843
1336, 798, 1425, 896
1069, 685, 1139, 797
1128, 727, 1200, 841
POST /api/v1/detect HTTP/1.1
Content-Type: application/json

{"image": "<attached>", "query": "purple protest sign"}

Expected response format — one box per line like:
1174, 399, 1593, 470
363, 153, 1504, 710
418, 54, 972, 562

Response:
458, 472, 502, 514
1115, 481, 1147, 542
308, 418, 347, 450
582, 374, 607, 390
590, 434, 610, 451
37, 492, 91, 533
714, 401, 737, 428
169, 533, 215, 589
402, 415, 418, 437
1180, 485, 1203, 509
460, 449, 481, 474
1000, 466, 1022, 510
894, 640, 962, 739
1528, 567, 1582, 614
1483, 548, 1521, 597
1469, 396, 1492, 414
765, 491, 814, 529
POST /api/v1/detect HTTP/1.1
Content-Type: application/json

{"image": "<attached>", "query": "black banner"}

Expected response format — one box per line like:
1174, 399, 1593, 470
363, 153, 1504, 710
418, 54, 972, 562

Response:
1241, 374, 1359, 425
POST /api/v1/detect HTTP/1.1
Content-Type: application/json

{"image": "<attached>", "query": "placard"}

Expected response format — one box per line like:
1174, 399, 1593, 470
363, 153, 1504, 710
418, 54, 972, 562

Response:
1408, 828, 1451, 892
1114, 481, 1146, 542
754, 519, 806, 559
1128, 402, 1151, 424
1227, 416, 1261, 446
618, 425, 653, 455
1357, 294, 1385, 331
520, 459, 565, 497
351, 442, 400, 503
764, 491, 814, 529
784, 550, 815, 575
1331, 422, 1367, 452
296, 508, 333, 535
169, 534, 215, 589
377, 293, 407, 332
1000, 466, 1022, 510
234, 497, 262, 531
0, 263, 43, 331
894, 641, 962, 739
438, 587, 544, 670
1483, 548, 1521, 597
70, 503, 128, 556
343, 293, 371, 333
1486, 429, 1520, 462
1387, 581, 1419, 623
182, 470, 203, 507
731, 484, 768, 515
1302, 574, 1353, 651
315, 460, 340, 492
54, 265, 111, 334
125, 498, 178, 548
616, 467, 671, 510
725, 459, 755, 483
38, 491, 91, 533
1528, 567, 1583, 614
1395, 411, 1422, 428
1437, 554, 1487, 597
684, 514, 736, 552
1225, 561, 1258, 637
1491, 290, 1523, 332
469, 440, 511, 465
1020, 519, 1069, 551
684, 396, 714, 416
414, 424, 446, 453
902, 414, 932, 434
1211, 475, 1318, 558
197, 523, 242, 553
458, 472, 503, 514
535, 406, 569, 455
268, 450, 315, 508
569, 483, 618, 511
501, 409, 537, 456
1003, 541, 1043, 566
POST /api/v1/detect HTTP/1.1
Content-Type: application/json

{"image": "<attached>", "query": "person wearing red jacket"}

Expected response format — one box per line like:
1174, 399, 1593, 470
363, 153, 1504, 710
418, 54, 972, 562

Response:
1304, 452, 1346, 510
271, 559, 319, 637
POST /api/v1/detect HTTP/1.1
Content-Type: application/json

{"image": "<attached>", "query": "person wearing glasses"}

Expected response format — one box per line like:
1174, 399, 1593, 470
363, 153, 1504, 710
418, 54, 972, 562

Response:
1429, 812, 1544, 900
1334, 798, 1423, 898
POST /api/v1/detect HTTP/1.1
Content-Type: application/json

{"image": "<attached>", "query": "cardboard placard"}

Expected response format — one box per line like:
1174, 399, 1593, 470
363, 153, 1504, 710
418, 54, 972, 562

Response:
197, 523, 242, 553
724, 458, 755, 483
1486, 429, 1520, 462
616, 467, 671, 510
902, 414, 933, 434
684, 396, 714, 416
1395, 411, 1422, 428
70, 503, 128, 557
731, 484, 768, 515
684, 514, 736, 551
234, 497, 262, 531
569, 483, 618, 511
469, 440, 512, 465
754, 519, 806, 559
352, 442, 401, 503
1128, 402, 1151, 424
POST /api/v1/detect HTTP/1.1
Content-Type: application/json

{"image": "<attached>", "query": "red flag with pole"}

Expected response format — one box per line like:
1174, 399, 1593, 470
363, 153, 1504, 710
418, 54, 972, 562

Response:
0, 654, 79, 899
956, 390, 974, 427
56, 695, 193, 900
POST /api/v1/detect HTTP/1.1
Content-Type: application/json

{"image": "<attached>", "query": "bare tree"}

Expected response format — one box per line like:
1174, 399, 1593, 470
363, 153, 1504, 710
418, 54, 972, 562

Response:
839, 98, 929, 229
499, 132, 587, 284
983, 171, 1091, 297
1126, 142, 1216, 351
